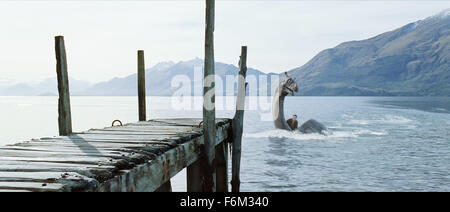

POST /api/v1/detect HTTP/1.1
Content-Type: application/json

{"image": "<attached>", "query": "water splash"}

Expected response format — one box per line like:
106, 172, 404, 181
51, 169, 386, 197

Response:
244, 128, 387, 141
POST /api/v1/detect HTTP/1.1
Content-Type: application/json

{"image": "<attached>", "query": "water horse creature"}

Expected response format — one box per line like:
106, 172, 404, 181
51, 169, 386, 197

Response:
272, 73, 327, 134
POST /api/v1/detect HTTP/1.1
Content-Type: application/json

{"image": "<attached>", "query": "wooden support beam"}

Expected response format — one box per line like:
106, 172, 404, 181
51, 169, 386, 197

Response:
187, 160, 202, 192
188, 142, 228, 192
231, 46, 248, 192
215, 141, 228, 192
55, 36, 72, 136
137, 50, 146, 121
201, 0, 216, 192
155, 180, 172, 192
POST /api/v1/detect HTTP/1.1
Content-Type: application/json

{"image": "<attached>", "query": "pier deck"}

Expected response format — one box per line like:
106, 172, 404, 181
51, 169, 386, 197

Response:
0, 118, 231, 192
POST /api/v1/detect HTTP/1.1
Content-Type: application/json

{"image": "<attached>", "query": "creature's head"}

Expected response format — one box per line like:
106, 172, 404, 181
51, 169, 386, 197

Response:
280, 72, 298, 96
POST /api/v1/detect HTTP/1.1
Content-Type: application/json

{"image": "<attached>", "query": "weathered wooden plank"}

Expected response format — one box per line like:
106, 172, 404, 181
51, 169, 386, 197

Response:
90, 126, 196, 131
0, 174, 97, 192
4, 142, 135, 152
0, 150, 122, 159
138, 50, 147, 121
0, 163, 114, 175
146, 119, 205, 126
201, 0, 217, 192
60, 134, 184, 141
96, 124, 196, 128
29, 139, 177, 148
0, 182, 65, 192
0, 145, 124, 157
0, 159, 113, 167
231, 46, 248, 192
0, 149, 119, 157
88, 129, 197, 134
81, 130, 189, 135
128, 118, 228, 127
0, 155, 125, 165
12, 140, 152, 149
5, 145, 169, 164
79, 131, 200, 137
0, 171, 90, 182
0, 189, 31, 192
40, 136, 180, 142
55, 35, 72, 136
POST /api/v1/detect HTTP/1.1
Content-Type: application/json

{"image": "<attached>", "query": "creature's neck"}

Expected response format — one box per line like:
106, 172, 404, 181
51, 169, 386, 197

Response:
272, 87, 291, 130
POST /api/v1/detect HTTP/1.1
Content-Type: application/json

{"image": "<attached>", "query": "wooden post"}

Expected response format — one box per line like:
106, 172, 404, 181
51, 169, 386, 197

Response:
201, 0, 216, 192
187, 160, 202, 192
215, 141, 228, 192
55, 36, 72, 136
231, 46, 248, 192
137, 51, 172, 190
137, 50, 146, 121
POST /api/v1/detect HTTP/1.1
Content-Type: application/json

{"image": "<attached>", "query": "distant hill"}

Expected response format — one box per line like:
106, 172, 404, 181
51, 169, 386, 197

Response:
75, 58, 277, 96
0, 59, 276, 96
0, 77, 92, 96
288, 9, 450, 96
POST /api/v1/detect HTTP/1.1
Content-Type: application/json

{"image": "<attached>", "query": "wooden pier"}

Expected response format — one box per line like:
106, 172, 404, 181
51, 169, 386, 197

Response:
0, 118, 231, 192
0, 0, 247, 192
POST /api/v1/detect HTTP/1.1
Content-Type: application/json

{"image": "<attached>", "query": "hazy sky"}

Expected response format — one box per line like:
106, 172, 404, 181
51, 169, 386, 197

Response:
0, 1, 449, 83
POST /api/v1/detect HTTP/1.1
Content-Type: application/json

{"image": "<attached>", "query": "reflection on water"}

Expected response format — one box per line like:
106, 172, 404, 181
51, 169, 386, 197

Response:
1, 96, 450, 191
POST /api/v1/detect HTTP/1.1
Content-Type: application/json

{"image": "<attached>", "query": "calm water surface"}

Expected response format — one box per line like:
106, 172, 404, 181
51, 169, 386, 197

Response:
1, 96, 449, 191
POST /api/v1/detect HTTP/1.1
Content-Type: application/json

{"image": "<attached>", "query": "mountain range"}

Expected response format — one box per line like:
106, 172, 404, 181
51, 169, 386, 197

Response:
287, 9, 450, 96
1, 9, 449, 96
0, 59, 275, 96
74, 58, 276, 96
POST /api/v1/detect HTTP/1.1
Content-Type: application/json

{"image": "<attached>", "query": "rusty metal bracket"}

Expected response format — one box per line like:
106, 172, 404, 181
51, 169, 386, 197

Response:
198, 121, 204, 128
111, 120, 123, 127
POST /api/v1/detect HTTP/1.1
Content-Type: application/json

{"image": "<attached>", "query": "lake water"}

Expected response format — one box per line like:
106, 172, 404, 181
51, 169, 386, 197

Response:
1, 96, 449, 191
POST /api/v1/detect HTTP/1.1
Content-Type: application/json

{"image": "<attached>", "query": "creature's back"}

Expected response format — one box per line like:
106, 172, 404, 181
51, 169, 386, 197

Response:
298, 119, 327, 134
